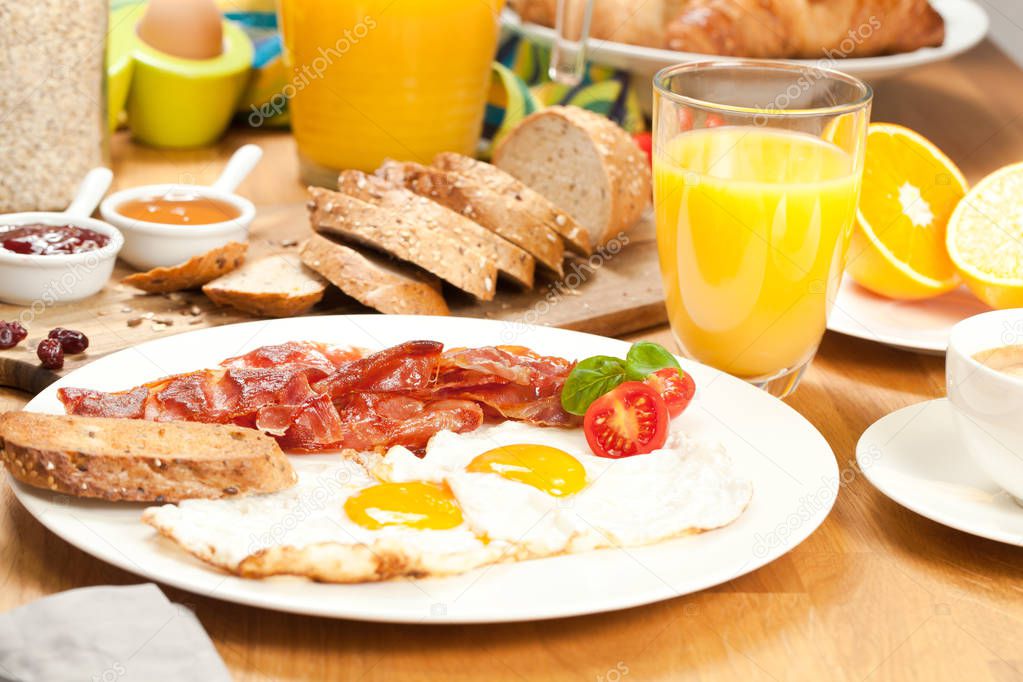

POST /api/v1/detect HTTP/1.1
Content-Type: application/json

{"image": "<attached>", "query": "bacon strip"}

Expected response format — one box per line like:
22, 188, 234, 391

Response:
313, 340, 443, 398
58, 340, 577, 453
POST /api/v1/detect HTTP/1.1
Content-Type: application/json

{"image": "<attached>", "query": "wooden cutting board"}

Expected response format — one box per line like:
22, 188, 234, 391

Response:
0, 203, 666, 394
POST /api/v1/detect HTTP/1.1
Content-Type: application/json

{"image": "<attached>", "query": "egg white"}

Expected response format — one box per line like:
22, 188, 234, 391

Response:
143, 420, 753, 582
377, 420, 753, 558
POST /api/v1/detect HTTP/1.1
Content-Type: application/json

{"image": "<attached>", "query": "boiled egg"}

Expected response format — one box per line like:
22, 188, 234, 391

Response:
136, 0, 224, 60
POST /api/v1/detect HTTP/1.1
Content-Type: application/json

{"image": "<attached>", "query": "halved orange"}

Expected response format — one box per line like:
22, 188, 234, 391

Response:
947, 161, 1023, 309
845, 123, 967, 300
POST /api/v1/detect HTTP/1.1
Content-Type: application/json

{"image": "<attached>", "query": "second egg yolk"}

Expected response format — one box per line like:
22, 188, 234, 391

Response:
466, 444, 586, 497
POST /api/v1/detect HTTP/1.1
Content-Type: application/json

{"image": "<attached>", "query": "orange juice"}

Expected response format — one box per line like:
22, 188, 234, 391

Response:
654, 127, 860, 379
278, 0, 503, 180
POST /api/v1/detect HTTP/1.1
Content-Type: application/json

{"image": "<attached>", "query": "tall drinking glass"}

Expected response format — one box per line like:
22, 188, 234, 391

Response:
278, 0, 504, 184
653, 61, 871, 397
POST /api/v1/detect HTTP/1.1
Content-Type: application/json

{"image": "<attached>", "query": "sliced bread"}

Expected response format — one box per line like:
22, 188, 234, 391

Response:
300, 233, 450, 316
432, 152, 592, 256
122, 241, 248, 294
0, 412, 296, 502
337, 170, 535, 288
307, 186, 498, 301
493, 105, 651, 248
379, 159, 566, 275
202, 254, 327, 318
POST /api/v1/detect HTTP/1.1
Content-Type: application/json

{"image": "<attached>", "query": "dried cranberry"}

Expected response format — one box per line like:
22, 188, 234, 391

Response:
47, 327, 89, 354
37, 338, 64, 370
0, 321, 27, 349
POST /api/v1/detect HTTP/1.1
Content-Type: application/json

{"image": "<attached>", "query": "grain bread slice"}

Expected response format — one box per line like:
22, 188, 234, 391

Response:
337, 170, 535, 288
493, 105, 651, 248
378, 159, 566, 275
307, 186, 498, 300
122, 241, 248, 294
432, 152, 592, 256
0, 412, 296, 502
202, 254, 326, 318
300, 233, 450, 316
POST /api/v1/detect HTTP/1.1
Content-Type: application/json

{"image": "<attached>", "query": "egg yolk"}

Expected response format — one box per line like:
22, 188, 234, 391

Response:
344, 481, 463, 531
466, 444, 586, 497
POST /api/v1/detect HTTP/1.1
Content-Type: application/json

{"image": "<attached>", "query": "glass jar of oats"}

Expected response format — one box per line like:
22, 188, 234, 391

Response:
0, 1, 108, 213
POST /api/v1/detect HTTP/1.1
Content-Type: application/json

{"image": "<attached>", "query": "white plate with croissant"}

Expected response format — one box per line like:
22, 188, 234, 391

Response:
505, 0, 988, 91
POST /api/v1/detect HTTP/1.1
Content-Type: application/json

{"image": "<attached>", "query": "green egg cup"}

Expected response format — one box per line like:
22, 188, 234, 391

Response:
126, 19, 254, 148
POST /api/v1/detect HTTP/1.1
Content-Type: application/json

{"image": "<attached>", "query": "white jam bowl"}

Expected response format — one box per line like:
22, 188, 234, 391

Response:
947, 309, 1023, 503
0, 212, 124, 305
100, 184, 255, 271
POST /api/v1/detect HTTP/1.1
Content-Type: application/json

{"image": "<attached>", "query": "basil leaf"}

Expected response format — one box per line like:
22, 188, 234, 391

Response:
561, 355, 628, 415
625, 341, 682, 381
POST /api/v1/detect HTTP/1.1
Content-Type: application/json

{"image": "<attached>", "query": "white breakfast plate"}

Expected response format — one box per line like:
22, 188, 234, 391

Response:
857, 398, 1023, 546
502, 0, 988, 111
827, 275, 989, 354
10, 315, 839, 623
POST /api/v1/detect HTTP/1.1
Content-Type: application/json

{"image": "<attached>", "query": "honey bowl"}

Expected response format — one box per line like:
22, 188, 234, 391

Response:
100, 144, 261, 271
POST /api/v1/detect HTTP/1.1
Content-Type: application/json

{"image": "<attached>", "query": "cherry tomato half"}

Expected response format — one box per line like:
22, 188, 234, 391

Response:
583, 381, 669, 458
705, 113, 725, 128
644, 367, 695, 418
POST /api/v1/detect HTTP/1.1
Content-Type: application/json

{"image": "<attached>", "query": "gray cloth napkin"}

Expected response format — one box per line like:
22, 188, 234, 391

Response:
0, 583, 232, 682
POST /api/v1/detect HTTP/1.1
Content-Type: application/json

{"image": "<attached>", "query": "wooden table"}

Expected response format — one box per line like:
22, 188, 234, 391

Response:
3, 39, 1023, 682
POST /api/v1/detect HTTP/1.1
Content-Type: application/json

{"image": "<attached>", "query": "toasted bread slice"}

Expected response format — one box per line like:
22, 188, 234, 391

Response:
432, 152, 591, 256
300, 234, 450, 316
202, 254, 326, 318
493, 106, 651, 248
122, 242, 248, 294
308, 185, 498, 300
0, 412, 296, 502
337, 170, 535, 288
377, 160, 563, 276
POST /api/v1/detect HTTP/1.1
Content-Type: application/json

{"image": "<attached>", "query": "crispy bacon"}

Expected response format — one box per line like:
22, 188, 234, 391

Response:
56, 386, 148, 419
58, 339, 576, 453
431, 346, 579, 427
313, 340, 443, 398
332, 393, 483, 452
222, 341, 361, 377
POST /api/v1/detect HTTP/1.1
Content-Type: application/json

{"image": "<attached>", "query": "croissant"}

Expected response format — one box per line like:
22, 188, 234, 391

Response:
665, 0, 945, 58
510, 0, 945, 58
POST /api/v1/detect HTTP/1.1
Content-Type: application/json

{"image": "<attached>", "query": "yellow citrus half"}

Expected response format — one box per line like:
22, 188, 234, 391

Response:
947, 161, 1023, 309
845, 123, 967, 300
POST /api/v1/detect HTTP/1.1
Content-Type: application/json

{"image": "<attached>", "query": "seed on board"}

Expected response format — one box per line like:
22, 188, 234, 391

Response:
126, 318, 143, 327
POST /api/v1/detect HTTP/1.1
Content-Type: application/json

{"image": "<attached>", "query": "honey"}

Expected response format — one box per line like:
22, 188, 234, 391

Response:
117, 192, 240, 225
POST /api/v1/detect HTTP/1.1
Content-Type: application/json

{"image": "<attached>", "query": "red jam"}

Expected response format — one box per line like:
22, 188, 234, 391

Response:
0, 224, 110, 256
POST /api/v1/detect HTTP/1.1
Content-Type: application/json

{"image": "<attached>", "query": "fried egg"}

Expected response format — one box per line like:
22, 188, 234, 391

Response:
144, 420, 752, 582
142, 459, 505, 582
376, 421, 753, 559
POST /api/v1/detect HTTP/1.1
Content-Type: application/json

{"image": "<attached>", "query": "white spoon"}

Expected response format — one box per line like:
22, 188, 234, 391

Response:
65, 167, 114, 218
211, 144, 264, 194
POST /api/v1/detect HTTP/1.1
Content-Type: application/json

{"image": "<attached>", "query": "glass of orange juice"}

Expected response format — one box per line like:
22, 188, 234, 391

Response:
278, 0, 504, 184
653, 61, 872, 397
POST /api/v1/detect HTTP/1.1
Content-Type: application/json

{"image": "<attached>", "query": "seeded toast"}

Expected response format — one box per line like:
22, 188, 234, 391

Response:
336, 170, 535, 288
432, 152, 591, 256
0, 412, 296, 502
300, 233, 450, 316
377, 160, 565, 275
202, 254, 327, 318
122, 241, 248, 294
307, 186, 498, 301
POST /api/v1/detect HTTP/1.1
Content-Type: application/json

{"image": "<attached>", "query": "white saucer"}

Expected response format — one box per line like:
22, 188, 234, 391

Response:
857, 398, 1023, 546
827, 276, 989, 355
